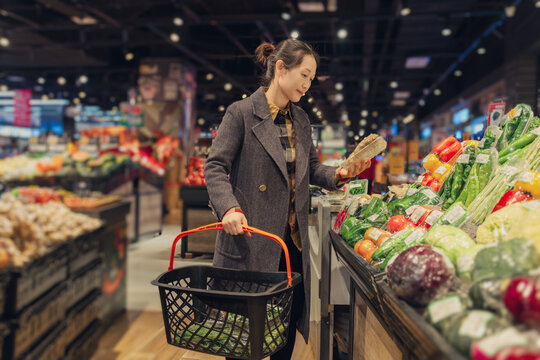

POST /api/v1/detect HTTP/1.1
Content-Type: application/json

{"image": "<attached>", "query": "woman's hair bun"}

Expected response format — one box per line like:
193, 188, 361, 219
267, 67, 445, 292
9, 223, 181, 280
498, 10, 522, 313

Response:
255, 42, 276, 67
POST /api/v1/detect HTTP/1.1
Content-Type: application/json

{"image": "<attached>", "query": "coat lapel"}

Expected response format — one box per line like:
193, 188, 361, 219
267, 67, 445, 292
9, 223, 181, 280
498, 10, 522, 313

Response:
291, 105, 310, 187
250, 87, 289, 183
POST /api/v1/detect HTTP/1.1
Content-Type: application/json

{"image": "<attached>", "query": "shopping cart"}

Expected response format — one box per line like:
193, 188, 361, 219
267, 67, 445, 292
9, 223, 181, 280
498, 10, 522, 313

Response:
152, 222, 302, 359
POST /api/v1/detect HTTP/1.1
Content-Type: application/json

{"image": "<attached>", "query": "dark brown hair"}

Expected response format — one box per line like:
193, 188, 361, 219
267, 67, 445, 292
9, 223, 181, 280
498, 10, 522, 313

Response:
254, 39, 319, 87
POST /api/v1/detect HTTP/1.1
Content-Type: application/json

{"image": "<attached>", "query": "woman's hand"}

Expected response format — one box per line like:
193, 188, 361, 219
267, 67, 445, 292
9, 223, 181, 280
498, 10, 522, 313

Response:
336, 159, 371, 180
222, 208, 248, 235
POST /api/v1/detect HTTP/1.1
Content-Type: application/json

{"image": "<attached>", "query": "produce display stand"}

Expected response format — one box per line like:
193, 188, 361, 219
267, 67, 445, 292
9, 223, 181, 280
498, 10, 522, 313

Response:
179, 185, 216, 257
331, 230, 467, 360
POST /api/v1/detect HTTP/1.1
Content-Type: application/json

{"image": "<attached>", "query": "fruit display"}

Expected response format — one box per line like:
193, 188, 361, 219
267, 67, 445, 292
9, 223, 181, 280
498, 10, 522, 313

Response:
0, 193, 102, 269
332, 103, 540, 358
184, 156, 206, 186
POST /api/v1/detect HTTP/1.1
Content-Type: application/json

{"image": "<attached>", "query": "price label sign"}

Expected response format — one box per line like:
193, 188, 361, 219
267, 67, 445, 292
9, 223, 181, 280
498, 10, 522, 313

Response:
29, 143, 48, 153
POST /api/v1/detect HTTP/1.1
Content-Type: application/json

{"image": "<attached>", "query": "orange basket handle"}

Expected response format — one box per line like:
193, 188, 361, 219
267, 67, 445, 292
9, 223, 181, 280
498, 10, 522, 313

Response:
168, 222, 293, 287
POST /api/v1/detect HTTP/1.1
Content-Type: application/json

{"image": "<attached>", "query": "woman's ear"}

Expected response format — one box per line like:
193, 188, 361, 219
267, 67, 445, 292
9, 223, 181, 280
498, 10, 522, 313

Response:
275, 60, 286, 76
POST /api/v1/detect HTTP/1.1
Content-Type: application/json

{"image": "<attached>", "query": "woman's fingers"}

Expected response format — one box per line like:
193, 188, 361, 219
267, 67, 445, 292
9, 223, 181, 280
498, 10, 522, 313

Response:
222, 212, 245, 235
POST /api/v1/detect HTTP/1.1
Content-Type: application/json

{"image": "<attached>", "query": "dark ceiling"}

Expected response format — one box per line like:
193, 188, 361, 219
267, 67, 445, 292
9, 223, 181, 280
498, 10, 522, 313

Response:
0, 0, 536, 134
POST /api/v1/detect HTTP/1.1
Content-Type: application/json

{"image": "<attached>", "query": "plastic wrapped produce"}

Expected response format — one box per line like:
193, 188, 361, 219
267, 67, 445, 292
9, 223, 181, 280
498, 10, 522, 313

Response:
441, 310, 510, 355
386, 245, 455, 306
346, 179, 368, 195
424, 225, 482, 278
424, 292, 473, 331
456, 148, 498, 207
342, 134, 387, 171
503, 276, 540, 325
469, 279, 511, 318
498, 104, 533, 150
339, 216, 372, 247
504, 203, 540, 257
371, 228, 414, 262
440, 145, 477, 209
387, 186, 441, 215
476, 201, 539, 244
470, 327, 530, 360
472, 238, 540, 283
379, 228, 426, 271
431, 201, 470, 228
478, 125, 502, 150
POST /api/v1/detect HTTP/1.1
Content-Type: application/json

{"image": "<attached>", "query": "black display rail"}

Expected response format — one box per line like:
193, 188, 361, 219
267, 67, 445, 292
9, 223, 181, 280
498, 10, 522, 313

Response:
330, 231, 466, 360
179, 185, 216, 257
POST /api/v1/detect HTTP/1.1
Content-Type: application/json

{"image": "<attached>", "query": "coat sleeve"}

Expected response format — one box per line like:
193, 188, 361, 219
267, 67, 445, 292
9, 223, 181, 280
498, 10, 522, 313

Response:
204, 104, 243, 220
308, 129, 339, 191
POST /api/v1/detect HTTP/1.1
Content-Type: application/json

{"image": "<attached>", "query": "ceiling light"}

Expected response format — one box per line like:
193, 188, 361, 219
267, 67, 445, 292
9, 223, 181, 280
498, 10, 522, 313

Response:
477, 47, 486, 55
308, 97, 313, 103
206, 73, 214, 81
337, 28, 348, 39
321, 120, 328, 125
170, 33, 180, 42
391, 99, 406, 106
361, 110, 368, 117
441, 28, 452, 37
290, 30, 300, 39
281, 12, 291, 20
298, 2, 325, 12
341, 112, 349, 121
37, 77, 46, 85
71, 15, 97, 25
405, 56, 431, 69
41, 94, 48, 100
0, 37, 9, 47
173, 17, 184, 26
78, 91, 86, 98
57, 76, 66, 86
360, 119, 367, 126
354, 135, 360, 141
359, 129, 365, 136
403, 114, 415, 124
242, 93, 247, 99
224, 82, 233, 91
345, 120, 351, 126
536, 1, 540, 8
218, 105, 225, 112
347, 131, 354, 137
372, 111, 379, 117
73, 98, 81, 105
418, 99, 426, 106
312, 107, 318, 112
505, 5, 516, 17
400, 8, 411, 16
125, 52, 134, 61
454, 69, 463, 77
371, 123, 378, 130
390, 81, 398, 89
335, 93, 344, 102
335, 82, 343, 91
317, 111, 322, 117
79, 75, 88, 84
433, 89, 442, 96
394, 91, 410, 99
197, 118, 205, 125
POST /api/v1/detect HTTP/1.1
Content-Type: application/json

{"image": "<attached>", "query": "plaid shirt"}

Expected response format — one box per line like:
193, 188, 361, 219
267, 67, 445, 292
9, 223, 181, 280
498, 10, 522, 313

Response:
265, 94, 302, 251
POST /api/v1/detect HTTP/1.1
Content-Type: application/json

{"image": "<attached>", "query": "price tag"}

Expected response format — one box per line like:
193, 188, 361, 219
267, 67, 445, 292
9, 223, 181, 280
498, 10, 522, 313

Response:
444, 204, 466, 224
422, 188, 437, 200
476, 154, 490, 164
477, 328, 528, 358
409, 207, 428, 224
478, 138, 486, 148
532, 127, 540, 136
428, 295, 464, 324
425, 210, 443, 225
499, 165, 519, 176
48, 144, 66, 153
434, 166, 448, 175
29, 143, 48, 153
457, 154, 470, 164
417, 175, 424, 184
459, 311, 494, 338
407, 187, 419, 196
368, 214, 379, 222
521, 201, 540, 211
405, 205, 419, 216
404, 229, 424, 246
368, 228, 382, 242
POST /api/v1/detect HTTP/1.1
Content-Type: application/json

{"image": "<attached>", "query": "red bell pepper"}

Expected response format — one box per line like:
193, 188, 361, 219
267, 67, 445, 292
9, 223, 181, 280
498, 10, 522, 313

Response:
426, 178, 441, 192
439, 141, 462, 162
421, 173, 434, 186
433, 136, 459, 155
492, 190, 533, 213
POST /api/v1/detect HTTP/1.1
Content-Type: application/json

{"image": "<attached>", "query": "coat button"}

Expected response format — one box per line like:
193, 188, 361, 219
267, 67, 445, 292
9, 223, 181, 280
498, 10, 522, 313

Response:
259, 185, 267, 192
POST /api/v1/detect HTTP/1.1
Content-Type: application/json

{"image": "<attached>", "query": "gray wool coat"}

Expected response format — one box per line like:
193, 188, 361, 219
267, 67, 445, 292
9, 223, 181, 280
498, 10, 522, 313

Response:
204, 86, 339, 341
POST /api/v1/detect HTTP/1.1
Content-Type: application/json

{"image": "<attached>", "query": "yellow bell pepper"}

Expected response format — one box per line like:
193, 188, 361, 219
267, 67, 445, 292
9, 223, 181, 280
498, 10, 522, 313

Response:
431, 162, 453, 182
514, 171, 540, 199
423, 153, 442, 173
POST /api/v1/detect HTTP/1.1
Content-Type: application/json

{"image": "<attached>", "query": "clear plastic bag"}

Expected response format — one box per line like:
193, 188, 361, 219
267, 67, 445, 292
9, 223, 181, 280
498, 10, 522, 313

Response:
342, 135, 387, 171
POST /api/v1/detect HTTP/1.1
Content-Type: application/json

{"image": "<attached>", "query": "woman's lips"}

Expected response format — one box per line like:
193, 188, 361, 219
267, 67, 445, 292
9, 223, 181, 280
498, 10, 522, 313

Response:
297, 90, 303, 96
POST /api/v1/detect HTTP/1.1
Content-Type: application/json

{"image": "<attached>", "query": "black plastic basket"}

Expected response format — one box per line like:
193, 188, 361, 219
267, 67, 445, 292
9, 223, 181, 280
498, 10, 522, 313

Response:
152, 222, 301, 360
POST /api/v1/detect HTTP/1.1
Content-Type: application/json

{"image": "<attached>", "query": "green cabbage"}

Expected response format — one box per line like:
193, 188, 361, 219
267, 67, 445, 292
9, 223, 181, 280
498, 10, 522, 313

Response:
476, 201, 537, 244
503, 202, 540, 257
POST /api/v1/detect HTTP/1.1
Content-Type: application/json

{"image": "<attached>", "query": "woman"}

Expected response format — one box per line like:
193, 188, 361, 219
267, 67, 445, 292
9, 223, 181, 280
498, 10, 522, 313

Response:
204, 39, 369, 359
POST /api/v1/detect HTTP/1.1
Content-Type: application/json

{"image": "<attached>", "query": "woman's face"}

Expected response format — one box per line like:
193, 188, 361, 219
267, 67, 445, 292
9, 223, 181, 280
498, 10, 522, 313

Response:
276, 54, 317, 103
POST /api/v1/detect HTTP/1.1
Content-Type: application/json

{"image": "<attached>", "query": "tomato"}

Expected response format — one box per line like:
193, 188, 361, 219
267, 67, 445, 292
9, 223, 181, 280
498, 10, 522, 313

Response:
387, 215, 416, 233
355, 240, 377, 262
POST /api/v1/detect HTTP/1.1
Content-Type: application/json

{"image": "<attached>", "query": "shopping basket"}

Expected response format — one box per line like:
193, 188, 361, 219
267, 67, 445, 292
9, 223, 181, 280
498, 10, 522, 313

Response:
152, 222, 302, 359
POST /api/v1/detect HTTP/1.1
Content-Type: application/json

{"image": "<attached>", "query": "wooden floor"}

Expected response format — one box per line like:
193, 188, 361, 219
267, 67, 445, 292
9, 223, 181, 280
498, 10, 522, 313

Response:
92, 309, 316, 360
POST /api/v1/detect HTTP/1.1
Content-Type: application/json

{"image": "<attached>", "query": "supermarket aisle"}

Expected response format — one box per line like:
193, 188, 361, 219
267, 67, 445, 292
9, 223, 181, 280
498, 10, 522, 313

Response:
93, 224, 316, 360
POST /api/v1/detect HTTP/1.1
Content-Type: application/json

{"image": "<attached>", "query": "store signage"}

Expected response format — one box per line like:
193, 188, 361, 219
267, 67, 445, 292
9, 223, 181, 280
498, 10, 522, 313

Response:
29, 143, 48, 153
13, 89, 32, 127
48, 143, 66, 153
487, 102, 505, 127
79, 144, 99, 154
